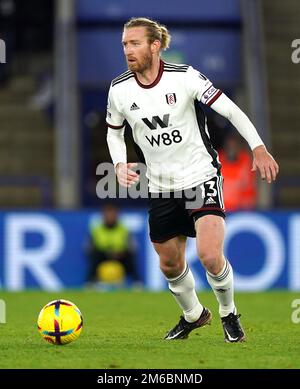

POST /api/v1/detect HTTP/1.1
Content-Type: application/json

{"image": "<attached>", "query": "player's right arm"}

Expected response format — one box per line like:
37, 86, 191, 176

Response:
106, 85, 139, 187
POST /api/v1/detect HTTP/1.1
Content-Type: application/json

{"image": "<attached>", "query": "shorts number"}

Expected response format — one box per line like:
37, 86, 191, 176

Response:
200, 180, 217, 197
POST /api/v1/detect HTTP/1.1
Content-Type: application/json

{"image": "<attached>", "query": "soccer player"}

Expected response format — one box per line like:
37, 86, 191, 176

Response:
106, 17, 279, 342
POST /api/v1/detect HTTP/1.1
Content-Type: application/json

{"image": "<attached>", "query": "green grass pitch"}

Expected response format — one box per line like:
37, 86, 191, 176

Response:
0, 290, 299, 369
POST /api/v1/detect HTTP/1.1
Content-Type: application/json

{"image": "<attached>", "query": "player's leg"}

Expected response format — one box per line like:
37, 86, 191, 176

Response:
195, 215, 233, 312
153, 236, 211, 339
154, 235, 203, 321
195, 215, 245, 342
149, 195, 211, 339
153, 235, 186, 278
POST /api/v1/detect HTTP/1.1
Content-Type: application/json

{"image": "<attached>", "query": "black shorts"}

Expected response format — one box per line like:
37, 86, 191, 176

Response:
148, 175, 225, 243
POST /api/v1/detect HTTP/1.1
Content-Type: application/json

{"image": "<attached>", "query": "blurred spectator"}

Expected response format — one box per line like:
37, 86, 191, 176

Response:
219, 132, 257, 211
29, 70, 54, 122
85, 203, 141, 287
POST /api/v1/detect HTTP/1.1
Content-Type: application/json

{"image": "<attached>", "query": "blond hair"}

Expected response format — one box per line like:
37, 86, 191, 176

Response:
124, 17, 171, 50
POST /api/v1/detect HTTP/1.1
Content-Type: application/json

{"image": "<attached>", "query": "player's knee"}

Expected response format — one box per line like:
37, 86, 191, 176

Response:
156, 246, 178, 265
159, 253, 182, 278
160, 262, 182, 278
198, 247, 222, 274
159, 255, 179, 270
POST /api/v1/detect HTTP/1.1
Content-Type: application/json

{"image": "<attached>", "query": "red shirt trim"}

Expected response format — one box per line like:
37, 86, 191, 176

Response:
106, 121, 125, 129
134, 60, 164, 89
206, 90, 222, 106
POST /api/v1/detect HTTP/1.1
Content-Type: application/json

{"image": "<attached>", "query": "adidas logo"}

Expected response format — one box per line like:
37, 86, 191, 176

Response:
205, 197, 216, 205
215, 288, 229, 293
130, 102, 140, 110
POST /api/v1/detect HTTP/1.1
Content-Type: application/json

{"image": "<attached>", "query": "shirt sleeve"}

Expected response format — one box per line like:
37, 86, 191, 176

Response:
106, 84, 125, 129
185, 66, 222, 106
107, 127, 127, 167
210, 93, 264, 150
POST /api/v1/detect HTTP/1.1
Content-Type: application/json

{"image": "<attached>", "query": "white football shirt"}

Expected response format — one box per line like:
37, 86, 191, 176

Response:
106, 60, 223, 192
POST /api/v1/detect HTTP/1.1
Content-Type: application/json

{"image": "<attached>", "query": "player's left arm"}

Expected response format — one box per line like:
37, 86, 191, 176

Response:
210, 93, 279, 183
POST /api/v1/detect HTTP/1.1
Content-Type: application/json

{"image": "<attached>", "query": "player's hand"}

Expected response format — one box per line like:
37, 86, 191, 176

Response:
115, 162, 140, 187
252, 145, 279, 183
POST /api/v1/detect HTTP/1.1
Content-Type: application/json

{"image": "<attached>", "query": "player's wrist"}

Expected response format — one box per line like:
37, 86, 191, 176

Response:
115, 162, 126, 174
252, 144, 266, 156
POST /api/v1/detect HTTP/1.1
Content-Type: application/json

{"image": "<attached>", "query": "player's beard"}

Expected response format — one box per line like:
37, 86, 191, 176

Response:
126, 50, 152, 74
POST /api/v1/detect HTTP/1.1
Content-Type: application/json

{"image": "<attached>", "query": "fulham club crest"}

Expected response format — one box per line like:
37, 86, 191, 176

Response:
165, 93, 177, 106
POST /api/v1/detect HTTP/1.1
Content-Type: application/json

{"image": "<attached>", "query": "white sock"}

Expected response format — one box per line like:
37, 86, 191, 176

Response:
167, 263, 203, 323
206, 258, 236, 317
